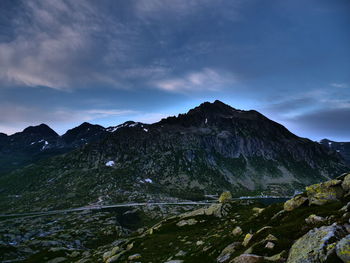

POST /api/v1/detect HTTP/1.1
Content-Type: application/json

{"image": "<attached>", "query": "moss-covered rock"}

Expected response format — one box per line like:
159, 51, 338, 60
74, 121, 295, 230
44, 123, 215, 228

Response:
306, 180, 344, 206
336, 234, 350, 263
231, 253, 264, 263
284, 194, 308, 211
219, 191, 232, 203
341, 173, 350, 193
305, 214, 326, 224
287, 224, 348, 263
243, 233, 254, 247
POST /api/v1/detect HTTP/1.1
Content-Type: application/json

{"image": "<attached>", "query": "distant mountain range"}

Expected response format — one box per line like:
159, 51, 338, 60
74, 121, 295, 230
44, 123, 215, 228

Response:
0, 122, 108, 174
0, 100, 348, 213
319, 139, 350, 165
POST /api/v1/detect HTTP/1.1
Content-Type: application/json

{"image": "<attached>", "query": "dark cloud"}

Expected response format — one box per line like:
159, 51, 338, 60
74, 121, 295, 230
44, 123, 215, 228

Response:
286, 107, 350, 141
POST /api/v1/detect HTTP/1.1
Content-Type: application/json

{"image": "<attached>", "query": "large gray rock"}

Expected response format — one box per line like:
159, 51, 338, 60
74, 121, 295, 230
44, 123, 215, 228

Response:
336, 234, 350, 263
287, 224, 348, 263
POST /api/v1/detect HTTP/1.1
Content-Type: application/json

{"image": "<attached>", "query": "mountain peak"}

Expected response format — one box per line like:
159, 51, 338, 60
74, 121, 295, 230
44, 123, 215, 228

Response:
22, 124, 58, 137
157, 100, 263, 127
188, 100, 237, 116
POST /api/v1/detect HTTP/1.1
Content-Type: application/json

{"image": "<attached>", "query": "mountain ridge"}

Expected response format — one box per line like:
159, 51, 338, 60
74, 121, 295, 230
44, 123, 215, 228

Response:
0, 100, 347, 213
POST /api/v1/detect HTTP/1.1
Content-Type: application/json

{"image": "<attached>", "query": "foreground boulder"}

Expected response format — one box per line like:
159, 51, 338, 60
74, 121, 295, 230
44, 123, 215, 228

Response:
336, 234, 350, 263
287, 224, 348, 263
306, 180, 344, 205
284, 194, 308, 211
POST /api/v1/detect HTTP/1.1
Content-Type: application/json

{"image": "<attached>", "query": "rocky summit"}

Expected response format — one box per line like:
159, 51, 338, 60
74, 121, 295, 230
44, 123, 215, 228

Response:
0, 101, 348, 213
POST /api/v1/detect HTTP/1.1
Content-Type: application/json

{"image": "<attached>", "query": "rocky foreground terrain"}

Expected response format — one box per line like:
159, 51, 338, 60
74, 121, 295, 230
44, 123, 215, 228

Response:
1, 172, 350, 263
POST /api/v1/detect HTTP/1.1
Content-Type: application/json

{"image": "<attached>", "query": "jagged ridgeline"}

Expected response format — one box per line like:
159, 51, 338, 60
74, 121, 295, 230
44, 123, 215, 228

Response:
0, 100, 347, 212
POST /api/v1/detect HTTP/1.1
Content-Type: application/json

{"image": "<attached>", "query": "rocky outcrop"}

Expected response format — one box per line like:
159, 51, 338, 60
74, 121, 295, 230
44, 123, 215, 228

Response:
287, 224, 348, 263
283, 194, 308, 211
306, 179, 344, 205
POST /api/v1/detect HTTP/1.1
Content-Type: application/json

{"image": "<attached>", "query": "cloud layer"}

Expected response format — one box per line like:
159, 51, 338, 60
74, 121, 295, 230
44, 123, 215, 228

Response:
0, 0, 349, 140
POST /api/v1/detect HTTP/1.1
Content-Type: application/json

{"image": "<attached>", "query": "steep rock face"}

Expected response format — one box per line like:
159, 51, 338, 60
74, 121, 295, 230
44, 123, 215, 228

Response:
0, 101, 347, 212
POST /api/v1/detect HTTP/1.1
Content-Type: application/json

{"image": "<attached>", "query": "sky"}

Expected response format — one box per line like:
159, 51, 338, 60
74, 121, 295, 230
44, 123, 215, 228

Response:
0, 0, 349, 141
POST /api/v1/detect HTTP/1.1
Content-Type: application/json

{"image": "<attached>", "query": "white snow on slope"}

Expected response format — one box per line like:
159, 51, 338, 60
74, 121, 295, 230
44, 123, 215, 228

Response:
105, 160, 115, 167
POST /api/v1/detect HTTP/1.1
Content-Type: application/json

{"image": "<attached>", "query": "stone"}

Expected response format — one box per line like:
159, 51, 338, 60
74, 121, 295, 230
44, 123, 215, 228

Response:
286, 224, 348, 263
336, 234, 350, 263
265, 241, 275, 249
243, 233, 253, 247
103, 251, 112, 261
176, 218, 198, 227
47, 257, 67, 263
284, 195, 308, 211
264, 234, 278, 242
339, 202, 350, 212
231, 254, 264, 263
175, 250, 187, 257
264, 250, 287, 262
252, 207, 264, 215
305, 214, 326, 224
106, 251, 126, 263
232, 226, 243, 236
306, 180, 344, 206
111, 246, 121, 256
128, 254, 141, 260
342, 174, 350, 192
69, 251, 80, 258
219, 191, 232, 203
179, 203, 226, 218
196, 240, 204, 246
217, 242, 241, 262
256, 226, 273, 235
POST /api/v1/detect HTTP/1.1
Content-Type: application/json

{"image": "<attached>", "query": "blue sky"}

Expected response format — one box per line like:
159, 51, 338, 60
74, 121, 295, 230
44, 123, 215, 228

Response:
0, 0, 349, 141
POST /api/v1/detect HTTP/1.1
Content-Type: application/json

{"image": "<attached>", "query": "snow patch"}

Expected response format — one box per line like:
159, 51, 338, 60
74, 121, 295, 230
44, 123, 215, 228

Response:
143, 128, 149, 132
105, 160, 115, 167
144, 178, 153, 183
205, 118, 208, 124
41, 141, 49, 150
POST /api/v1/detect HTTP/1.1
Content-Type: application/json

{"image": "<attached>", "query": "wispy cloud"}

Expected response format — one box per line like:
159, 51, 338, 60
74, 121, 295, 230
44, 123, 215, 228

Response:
330, 83, 348, 88
0, 1, 137, 90
153, 68, 236, 94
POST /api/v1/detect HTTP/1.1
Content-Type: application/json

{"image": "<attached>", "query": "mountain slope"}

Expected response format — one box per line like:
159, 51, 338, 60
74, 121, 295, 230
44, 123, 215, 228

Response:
320, 139, 350, 165
0, 101, 347, 213
0, 123, 108, 174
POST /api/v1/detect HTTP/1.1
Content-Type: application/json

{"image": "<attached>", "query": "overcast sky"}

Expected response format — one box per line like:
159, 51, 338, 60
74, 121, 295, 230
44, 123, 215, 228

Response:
0, 0, 349, 141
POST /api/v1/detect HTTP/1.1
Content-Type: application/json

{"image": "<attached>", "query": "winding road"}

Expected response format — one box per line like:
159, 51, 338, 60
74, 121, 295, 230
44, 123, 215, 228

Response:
0, 201, 214, 218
